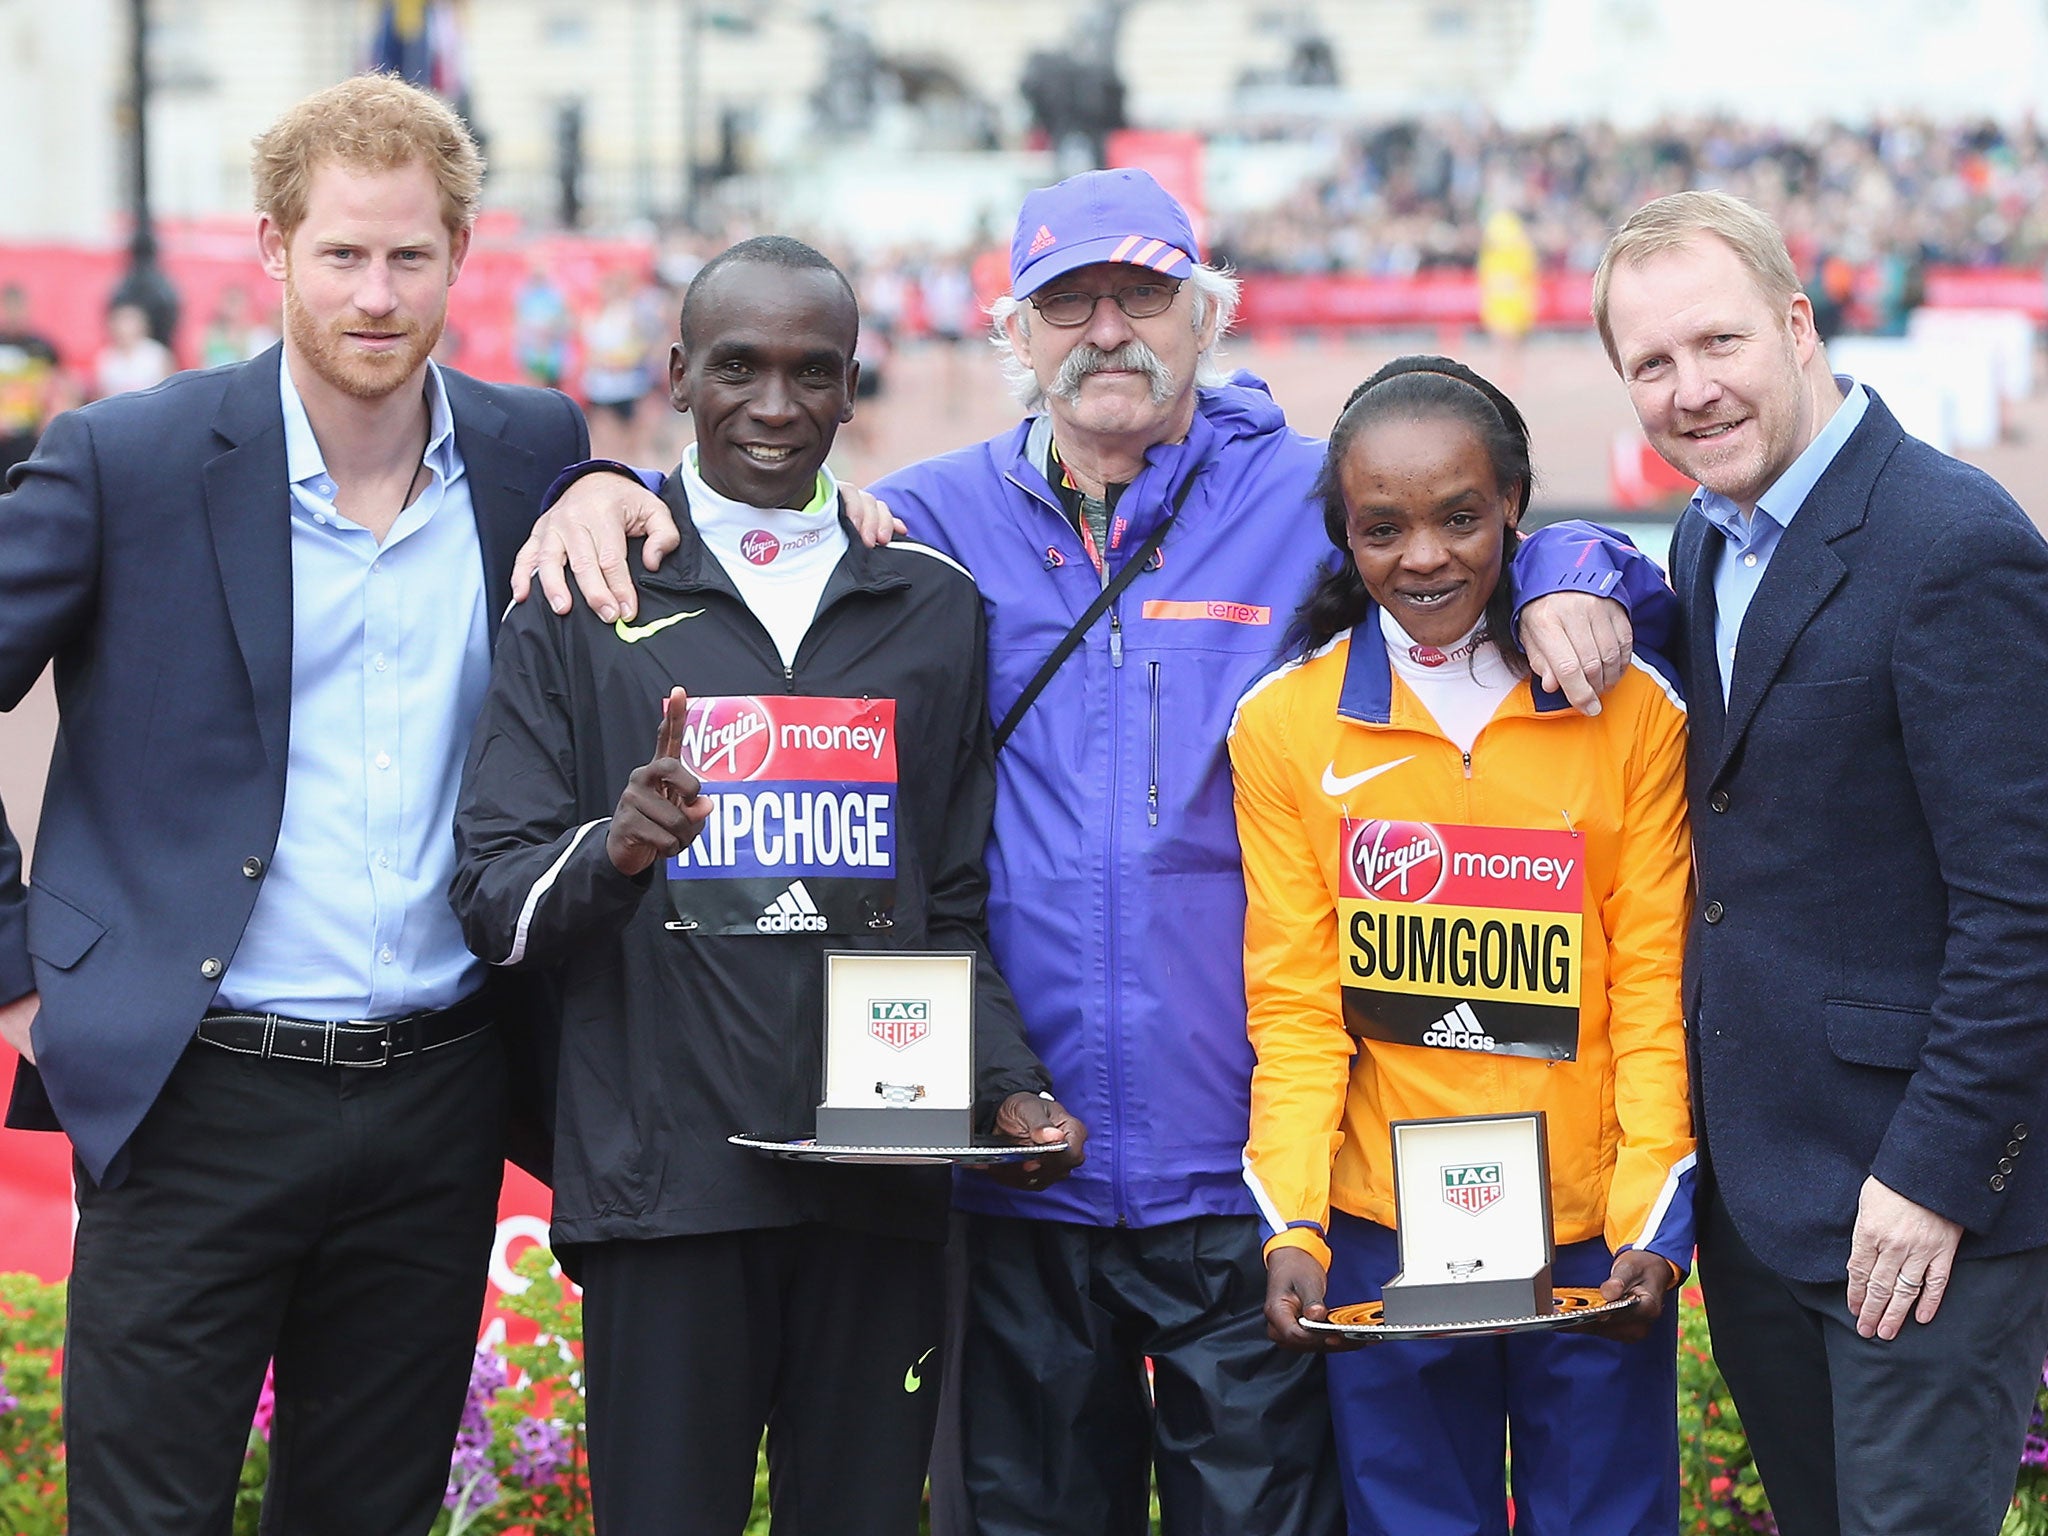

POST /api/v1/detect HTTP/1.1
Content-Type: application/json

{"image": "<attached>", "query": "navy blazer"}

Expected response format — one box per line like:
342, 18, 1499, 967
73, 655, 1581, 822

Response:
1675, 392, 2048, 1283
0, 346, 588, 1184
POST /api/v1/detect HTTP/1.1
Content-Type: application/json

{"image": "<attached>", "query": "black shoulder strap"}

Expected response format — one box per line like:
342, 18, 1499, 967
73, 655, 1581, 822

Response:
993, 471, 1197, 754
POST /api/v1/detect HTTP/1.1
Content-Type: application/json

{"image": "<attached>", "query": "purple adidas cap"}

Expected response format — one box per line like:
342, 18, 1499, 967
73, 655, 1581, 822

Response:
1009, 167, 1200, 297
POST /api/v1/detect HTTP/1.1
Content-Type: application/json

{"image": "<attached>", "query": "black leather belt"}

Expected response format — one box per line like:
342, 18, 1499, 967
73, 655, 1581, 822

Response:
196, 991, 493, 1068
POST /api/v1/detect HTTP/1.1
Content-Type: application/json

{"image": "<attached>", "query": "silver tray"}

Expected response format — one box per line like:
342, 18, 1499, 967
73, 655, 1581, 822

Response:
730, 1133, 1069, 1168
1300, 1287, 1640, 1341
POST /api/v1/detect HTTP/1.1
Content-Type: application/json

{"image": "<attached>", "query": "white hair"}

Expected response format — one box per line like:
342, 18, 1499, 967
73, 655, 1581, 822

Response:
987, 261, 1242, 412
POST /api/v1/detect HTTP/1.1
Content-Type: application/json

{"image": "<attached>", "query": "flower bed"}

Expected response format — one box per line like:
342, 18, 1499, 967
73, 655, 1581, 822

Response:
5, 1263, 2047, 1532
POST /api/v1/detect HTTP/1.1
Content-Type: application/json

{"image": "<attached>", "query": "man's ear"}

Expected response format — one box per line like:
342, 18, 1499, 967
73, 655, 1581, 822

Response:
257, 216, 289, 283
1786, 291, 1819, 364
668, 341, 690, 414
446, 222, 473, 286
1004, 307, 1034, 371
840, 359, 861, 423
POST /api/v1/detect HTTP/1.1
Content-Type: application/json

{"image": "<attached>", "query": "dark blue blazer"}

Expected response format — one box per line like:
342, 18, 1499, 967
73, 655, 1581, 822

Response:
1675, 392, 2048, 1283
0, 346, 587, 1184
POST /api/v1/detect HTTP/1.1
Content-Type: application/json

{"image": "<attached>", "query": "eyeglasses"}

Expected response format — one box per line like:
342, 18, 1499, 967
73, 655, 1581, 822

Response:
1028, 279, 1183, 328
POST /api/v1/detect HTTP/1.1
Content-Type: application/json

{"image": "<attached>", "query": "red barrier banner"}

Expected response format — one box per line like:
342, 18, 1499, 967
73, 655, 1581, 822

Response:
1233, 271, 1599, 332
0, 1071, 72, 1282
4, 236, 2041, 374
1923, 266, 2048, 320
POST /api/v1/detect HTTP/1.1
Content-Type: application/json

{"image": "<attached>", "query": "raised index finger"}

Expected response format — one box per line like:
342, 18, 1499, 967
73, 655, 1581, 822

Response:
655, 687, 688, 766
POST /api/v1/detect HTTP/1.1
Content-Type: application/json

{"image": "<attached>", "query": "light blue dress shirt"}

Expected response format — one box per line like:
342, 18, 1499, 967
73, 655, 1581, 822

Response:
216, 356, 491, 1020
1695, 377, 1868, 700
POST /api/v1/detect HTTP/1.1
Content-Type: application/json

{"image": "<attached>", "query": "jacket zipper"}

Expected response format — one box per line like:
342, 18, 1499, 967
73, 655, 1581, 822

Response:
1100, 542, 1133, 1213
1147, 661, 1161, 827
1105, 613, 1130, 1223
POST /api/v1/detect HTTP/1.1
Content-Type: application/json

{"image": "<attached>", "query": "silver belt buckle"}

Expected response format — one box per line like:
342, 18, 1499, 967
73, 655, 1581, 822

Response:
340, 1017, 390, 1068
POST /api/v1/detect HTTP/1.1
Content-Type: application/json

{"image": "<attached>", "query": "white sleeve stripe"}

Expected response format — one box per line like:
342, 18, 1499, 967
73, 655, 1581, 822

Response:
888, 539, 974, 580
498, 818, 611, 966
1628, 654, 1688, 716
1625, 1149, 1697, 1251
1241, 1151, 1291, 1239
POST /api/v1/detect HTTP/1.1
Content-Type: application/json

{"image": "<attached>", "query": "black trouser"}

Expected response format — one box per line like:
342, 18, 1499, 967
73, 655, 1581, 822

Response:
64, 1028, 507, 1536
580, 1223, 944, 1536
951, 1212, 1344, 1536
1698, 1176, 2048, 1536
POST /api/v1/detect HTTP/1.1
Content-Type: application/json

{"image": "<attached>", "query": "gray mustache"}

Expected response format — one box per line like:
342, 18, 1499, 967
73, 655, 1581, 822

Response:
1049, 341, 1177, 405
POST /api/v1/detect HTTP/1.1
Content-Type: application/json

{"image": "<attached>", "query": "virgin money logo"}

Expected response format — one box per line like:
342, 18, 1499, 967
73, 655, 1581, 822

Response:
739, 529, 781, 566
680, 696, 773, 780
1349, 820, 1447, 902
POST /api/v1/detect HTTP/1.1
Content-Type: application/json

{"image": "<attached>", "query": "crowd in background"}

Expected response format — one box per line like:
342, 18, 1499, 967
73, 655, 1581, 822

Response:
474, 112, 2048, 433
1208, 113, 2048, 279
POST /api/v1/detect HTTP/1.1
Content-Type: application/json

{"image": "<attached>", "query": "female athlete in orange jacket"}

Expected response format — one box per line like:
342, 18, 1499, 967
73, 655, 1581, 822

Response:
1229, 357, 1693, 1536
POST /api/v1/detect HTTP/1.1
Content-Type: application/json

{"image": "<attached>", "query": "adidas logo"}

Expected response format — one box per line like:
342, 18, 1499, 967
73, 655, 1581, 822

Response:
756, 880, 829, 933
1422, 1001, 1498, 1052
1027, 223, 1058, 255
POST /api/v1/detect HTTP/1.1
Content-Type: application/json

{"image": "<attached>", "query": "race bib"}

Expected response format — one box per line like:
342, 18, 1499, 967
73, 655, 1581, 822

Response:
667, 695, 898, 936
1337, 819, 1582, 1061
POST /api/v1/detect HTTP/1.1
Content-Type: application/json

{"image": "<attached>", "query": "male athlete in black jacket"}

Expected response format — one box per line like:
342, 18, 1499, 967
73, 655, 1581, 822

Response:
451, 237, 1083, 1535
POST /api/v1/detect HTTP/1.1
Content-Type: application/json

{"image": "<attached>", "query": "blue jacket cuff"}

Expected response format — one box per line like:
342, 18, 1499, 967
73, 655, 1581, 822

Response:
540, 459, 665, 513
1511, 519, 1682, 661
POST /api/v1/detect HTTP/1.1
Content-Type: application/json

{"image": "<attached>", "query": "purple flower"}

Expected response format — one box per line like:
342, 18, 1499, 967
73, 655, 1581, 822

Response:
443, 1348, 507, 1511
445, 1439, 500, 1512
508, 1416, 570, 1483
2025, 1434, 2048, 1469
0, 1360, 18, 1415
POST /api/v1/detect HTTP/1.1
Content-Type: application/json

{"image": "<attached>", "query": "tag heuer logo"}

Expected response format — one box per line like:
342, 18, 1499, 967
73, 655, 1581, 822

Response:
869, 999, 931, 1052
1442, 1163, 1503, 1216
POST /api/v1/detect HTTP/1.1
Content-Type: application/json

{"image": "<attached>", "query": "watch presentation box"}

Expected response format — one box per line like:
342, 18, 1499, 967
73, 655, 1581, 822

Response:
813, 950, 975, 1148
1379, 1111, 1555, 1326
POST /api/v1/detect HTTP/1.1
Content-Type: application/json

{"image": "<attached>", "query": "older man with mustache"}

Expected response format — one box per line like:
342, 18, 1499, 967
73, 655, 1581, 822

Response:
868, 174, 1350, 1534
532, 167, 1654, 1535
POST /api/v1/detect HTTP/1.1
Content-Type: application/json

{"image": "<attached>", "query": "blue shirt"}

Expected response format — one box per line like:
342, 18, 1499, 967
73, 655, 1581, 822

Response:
216, 357, 491, 1019
1696, 377, 1868, 700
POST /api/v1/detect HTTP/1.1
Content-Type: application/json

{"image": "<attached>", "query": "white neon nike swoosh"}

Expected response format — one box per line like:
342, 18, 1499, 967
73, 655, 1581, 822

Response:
613, 608, 706, 643
1321, 756, 1414, 796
